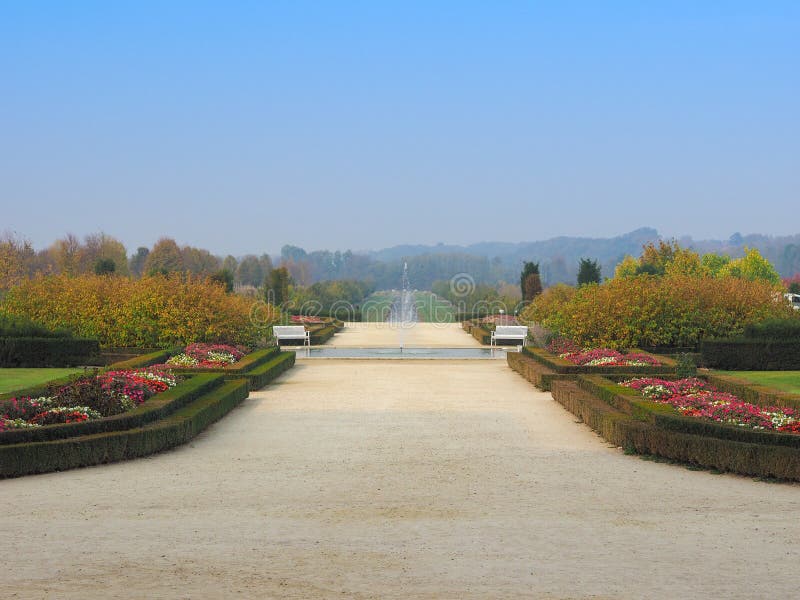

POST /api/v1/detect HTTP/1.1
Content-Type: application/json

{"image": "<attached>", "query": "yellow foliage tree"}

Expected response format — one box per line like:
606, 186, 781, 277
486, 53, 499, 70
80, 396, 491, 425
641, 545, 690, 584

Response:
522, 274, 796, 348
2, 274, 280, 347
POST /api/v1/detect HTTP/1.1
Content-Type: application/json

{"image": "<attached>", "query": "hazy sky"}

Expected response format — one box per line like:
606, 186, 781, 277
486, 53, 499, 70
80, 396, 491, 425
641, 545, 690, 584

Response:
2, 1, 798, 256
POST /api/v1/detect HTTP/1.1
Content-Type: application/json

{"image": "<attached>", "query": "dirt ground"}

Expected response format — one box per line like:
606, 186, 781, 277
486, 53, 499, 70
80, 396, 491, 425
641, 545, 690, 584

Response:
2, 353, 800, 598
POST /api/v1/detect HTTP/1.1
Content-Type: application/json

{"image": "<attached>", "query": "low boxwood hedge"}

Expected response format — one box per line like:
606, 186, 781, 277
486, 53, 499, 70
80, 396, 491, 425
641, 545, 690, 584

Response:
703, 371, 800, 412
576, 375, 800, 450
471, 324, 491, 345
521, 346, 676, 376
170, 348, 295, 391
0, 378, 249, 478
0, 374, 223, 445
0, 336, 101, 367
541, 374, 800, 480
169, 347, 278, 376
109, 348, 176, 370
245, 351, 295, 391
0, 343, 297, 477
507, 351, 570, 391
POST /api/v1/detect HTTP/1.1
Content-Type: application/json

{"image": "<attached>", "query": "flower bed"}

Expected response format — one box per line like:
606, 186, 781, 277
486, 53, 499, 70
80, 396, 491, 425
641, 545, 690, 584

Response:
479, 315, 519, 327
1, 368, 180, 430
290, 315, 325, 325
163, 343, 247, 369
621, 377, 800, 434
547, 338, 662, 367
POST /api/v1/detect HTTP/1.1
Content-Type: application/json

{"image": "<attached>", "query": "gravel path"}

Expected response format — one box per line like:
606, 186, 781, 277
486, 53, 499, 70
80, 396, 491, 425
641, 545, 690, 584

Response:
2, 356, 799, 598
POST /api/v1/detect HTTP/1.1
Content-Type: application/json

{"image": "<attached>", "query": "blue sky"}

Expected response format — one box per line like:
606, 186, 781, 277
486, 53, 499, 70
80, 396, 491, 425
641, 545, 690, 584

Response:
1, 1, 798, 255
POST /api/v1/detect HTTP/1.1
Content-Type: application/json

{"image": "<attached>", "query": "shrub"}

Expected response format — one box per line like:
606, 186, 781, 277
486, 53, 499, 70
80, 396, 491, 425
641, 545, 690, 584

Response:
523, 275, 793, 348
2, 273, 280, 347
675, 353, 697, 378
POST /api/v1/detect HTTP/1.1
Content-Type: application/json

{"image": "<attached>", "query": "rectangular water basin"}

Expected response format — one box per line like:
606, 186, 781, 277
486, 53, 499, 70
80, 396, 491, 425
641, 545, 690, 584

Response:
291, 347, 512, 359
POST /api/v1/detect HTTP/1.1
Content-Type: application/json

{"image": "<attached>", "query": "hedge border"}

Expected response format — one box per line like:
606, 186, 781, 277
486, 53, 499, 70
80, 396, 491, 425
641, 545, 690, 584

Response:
169, 347, 279, 376
576, 375, 800, 450
0, 336, 101, 368
700, 339, 800, 370
521, 346, 676, 376
0, 378, 250, 478
549, 378, 800, 481
0, 374, 223, 445
167, 347, 295, 391
507, 351, 570, 391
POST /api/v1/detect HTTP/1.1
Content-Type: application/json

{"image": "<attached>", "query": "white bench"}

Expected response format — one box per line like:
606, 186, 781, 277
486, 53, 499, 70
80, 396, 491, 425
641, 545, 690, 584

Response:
491, 325, 528, 347
273, 325, 311, 346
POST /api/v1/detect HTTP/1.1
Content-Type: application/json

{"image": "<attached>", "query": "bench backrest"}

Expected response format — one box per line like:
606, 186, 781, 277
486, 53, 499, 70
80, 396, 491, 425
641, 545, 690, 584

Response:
273, 325, 307, 337
494, 325, 528, 337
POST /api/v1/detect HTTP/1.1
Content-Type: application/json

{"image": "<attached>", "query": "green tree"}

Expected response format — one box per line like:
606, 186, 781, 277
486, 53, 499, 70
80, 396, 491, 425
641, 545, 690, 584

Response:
93, 258, 117, 275
577, 258, 601, 285
236, 255, 264, 287
720, 247, 781, 285
210, 269, 234, 293
701, 253, 731, 277
222, 255, 238, 275
129, 247, 150, 277
266, 267, 291, 306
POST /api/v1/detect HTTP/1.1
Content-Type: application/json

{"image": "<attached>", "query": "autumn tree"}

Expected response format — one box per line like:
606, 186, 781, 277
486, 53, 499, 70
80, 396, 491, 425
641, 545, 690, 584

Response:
81, 233, 129, 276
0, 233, 35, 289
144, 238, 184, 275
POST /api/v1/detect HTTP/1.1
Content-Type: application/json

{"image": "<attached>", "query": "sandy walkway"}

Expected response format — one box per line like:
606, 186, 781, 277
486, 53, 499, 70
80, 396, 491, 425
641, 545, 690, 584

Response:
2, 359, 800, 599
330, 322, 482, 347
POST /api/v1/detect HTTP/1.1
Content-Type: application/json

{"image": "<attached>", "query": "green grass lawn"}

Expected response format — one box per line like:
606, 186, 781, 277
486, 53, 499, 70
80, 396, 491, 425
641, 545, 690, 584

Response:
0, 368, 83, 395
414, 291, 455, 323
717, 371, 800, 395
361, 291, 395, 322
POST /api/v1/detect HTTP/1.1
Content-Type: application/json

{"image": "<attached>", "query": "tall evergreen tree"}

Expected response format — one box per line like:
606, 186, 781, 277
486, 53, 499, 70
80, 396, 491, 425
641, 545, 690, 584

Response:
577, 258, 602, 285
520, 261, 542, 301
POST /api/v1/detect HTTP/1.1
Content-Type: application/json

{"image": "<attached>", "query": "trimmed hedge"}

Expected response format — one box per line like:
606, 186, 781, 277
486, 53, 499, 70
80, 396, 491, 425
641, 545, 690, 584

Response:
521, 346, 676, 376
471, 324, 491, 345
703, 371, 800, 412
170, 347, 278, 376
507, 351, 570, 391
549, 377, 800, 481
576, 375, 800, 449
700, 339, 800, 370
0, 336, 100, 367
310, 325, 336, 345
0, 313, 71, 338
743, 318, 800, 340
109, 348, 175, 370
169, 347, 295, 391
0, 374, 223, 445
0, 378, 249, 478
0, 346, 297, 477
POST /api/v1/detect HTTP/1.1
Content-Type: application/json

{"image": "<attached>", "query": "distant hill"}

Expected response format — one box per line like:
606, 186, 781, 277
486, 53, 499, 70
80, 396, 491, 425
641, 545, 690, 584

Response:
365, 228, 800, 284
283, 228, 800, 288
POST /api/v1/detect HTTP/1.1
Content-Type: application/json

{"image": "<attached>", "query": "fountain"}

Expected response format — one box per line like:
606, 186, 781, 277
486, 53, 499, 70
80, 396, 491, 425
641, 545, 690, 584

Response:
388, 262, 417, 350
291, 261, 508, 359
